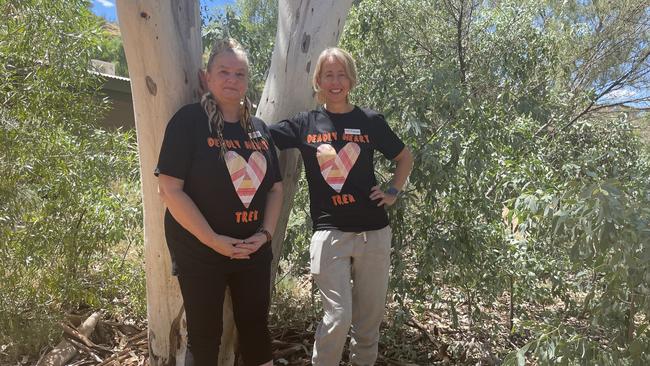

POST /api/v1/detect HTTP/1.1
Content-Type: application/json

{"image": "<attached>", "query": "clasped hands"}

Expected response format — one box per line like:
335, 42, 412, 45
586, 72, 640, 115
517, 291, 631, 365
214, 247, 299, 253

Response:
210, 233, 268, 259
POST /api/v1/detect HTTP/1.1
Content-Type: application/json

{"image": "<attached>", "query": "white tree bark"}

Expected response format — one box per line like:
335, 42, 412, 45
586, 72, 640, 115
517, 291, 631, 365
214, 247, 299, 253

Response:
258, 0, 355, 285
116, 2, 201, 365
117, 0, 354, 365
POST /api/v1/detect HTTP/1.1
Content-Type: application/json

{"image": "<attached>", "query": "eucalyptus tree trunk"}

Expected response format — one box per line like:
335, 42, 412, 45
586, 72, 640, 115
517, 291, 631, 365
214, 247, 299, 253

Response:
117, 0, 353, 365
116, 1, 202, 365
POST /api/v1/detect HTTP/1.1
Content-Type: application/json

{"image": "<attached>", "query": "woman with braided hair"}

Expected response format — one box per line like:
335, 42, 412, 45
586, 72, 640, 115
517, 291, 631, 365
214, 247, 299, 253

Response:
155, 38, 281, 366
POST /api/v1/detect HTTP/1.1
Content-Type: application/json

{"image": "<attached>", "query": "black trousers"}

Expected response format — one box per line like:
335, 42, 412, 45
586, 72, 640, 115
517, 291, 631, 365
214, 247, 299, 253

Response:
177, 246, 273, 366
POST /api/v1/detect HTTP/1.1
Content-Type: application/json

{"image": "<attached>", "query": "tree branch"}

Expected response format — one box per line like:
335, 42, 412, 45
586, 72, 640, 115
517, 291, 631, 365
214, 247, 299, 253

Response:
561, 47, 650, 132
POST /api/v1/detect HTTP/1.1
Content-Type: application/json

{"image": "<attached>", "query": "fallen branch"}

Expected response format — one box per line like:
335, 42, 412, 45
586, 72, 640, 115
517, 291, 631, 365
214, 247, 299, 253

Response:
273, 344, 304, 359
61, 322, 94, 348
61, 335, 103, 363
271, 339, 309, 359
36, 312, 102, 366
96, 348, 133, 366
405, 318, 441, 348
60, 322, 113, 354
126, 329, 148, 344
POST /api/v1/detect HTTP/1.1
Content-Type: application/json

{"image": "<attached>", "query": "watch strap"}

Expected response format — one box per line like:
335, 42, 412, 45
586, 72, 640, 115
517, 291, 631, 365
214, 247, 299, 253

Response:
257, 227, 272, 243
385, 186, 401, 196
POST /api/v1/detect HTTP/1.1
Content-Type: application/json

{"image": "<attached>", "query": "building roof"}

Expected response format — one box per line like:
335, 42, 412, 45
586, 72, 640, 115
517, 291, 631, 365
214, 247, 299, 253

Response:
93, 71, 131, 94
98, 72, 130, 82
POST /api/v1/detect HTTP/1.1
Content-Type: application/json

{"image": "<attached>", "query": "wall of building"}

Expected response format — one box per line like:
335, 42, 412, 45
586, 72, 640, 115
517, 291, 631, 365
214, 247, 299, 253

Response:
99, 74, 135, 129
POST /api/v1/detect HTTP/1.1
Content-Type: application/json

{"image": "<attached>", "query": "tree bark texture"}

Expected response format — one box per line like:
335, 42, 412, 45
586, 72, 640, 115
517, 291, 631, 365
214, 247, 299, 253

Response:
116, 1, 202, 365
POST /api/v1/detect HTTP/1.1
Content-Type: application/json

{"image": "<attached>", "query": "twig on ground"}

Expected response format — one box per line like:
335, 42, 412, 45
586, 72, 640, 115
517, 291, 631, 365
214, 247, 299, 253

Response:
36, 312, 102, 366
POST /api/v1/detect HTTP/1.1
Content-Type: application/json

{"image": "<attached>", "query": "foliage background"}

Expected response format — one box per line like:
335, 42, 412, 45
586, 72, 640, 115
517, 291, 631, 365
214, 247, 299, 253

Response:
340, 0, 650, 363
1, 0, 649, 364
0, 0, 143, 359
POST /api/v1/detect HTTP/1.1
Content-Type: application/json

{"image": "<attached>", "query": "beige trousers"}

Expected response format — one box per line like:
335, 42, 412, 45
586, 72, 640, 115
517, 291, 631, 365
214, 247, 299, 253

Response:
310, 226, 392, 366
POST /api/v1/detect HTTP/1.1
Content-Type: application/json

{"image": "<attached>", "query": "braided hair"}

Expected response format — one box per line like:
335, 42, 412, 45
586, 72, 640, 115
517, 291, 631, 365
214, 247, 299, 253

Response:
201, 38, 266, 159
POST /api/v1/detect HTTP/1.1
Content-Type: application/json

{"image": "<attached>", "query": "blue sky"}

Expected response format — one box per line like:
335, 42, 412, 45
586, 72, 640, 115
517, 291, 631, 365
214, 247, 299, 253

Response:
91, 0, 235, 22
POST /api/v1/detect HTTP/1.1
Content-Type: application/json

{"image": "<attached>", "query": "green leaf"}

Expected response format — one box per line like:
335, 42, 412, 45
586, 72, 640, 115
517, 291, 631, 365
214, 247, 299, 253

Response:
517, 342, 532, 366
628, 340, 643, 357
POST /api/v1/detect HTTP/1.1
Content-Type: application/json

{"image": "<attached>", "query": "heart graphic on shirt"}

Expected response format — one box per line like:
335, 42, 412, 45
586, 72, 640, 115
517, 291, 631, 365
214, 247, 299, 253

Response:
316, 142, 360, 193
225, 151, 267, 208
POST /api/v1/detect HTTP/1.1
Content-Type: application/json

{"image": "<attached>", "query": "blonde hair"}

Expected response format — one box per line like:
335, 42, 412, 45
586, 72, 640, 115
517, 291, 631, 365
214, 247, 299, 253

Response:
312, 47, 358, 103
206, 38, 250, 73
202, 38, 264, 158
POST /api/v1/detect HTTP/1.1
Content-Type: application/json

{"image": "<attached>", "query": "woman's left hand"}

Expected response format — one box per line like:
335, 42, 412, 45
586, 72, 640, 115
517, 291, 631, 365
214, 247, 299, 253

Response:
235, 232, 268, 254
370, 185, 397, 207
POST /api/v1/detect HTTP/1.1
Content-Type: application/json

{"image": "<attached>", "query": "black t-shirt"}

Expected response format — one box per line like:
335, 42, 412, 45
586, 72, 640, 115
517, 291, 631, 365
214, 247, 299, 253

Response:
156, 103, 281, 272
270, 106, 405, 232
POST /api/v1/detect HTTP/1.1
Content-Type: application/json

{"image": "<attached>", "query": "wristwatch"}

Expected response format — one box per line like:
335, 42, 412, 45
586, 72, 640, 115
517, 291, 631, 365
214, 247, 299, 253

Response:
385, 186, 401, 197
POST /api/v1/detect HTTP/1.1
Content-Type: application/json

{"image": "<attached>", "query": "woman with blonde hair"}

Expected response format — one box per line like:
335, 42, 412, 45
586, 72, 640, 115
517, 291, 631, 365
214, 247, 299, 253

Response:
271, 47, 414, 365
156, 38, 282, 366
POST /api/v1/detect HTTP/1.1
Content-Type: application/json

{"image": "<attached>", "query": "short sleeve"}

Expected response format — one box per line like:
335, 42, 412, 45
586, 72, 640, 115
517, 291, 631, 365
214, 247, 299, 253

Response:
155, 107, 194, 179
269, 112, 306, 149
369, 112, 405, 160
258, 121, 283, 183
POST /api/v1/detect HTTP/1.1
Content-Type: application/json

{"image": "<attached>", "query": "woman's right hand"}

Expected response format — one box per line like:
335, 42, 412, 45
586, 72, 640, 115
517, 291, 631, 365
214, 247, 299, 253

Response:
209, 235, 252, 259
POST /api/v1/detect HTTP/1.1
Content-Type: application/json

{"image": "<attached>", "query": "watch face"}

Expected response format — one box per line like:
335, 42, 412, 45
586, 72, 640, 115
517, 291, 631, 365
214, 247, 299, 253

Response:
386, 187, 400, 196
